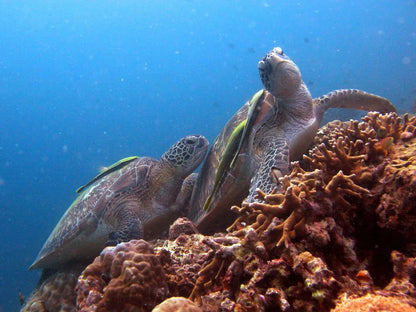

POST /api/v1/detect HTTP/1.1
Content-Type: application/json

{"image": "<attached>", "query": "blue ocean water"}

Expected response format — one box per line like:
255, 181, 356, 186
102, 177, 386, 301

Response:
0, 1, 415, 310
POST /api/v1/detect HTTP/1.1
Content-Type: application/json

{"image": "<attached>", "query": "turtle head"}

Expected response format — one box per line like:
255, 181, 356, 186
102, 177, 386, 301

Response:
162, 135, 209, 176
258, 47, 302, 99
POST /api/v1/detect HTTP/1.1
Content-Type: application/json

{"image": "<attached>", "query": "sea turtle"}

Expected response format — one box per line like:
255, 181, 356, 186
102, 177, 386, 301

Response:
30, 135, 209, 270
189, 47, 396, 233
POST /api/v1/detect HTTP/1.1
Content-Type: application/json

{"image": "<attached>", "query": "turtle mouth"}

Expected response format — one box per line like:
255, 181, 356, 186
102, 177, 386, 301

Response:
259, 47, 288, 91
258, 58, 273, 91
195, 135, 208, 148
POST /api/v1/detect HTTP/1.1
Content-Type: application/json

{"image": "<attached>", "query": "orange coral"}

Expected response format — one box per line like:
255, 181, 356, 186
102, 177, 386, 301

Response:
384, 251, 416, 298
331, 294, 416, 312
76, 240, 168, 312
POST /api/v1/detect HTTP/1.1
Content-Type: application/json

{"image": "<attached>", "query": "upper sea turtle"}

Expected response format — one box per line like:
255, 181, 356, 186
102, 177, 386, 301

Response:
30, 134, 208, 270
189, 47, 396, 233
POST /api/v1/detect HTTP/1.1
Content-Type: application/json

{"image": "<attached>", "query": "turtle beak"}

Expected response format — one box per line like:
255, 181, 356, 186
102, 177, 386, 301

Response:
258, 59, 272, 90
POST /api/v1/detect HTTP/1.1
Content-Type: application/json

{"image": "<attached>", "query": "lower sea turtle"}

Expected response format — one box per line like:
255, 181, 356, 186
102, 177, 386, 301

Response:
189, 47, 396, 233
30, 135, 208, 270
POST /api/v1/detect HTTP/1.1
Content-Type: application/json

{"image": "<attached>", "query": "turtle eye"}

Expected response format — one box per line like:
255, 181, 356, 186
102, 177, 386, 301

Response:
274, 47, 283, 55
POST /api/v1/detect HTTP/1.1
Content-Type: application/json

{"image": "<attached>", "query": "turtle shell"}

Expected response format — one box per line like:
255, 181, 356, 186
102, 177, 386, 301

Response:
30, 156, 154, 270
31, 134, 209, 270
189, 90, 276, 233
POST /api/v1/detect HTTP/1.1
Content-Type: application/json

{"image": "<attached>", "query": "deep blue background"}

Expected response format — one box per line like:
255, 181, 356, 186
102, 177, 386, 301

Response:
0, 1, 415, 311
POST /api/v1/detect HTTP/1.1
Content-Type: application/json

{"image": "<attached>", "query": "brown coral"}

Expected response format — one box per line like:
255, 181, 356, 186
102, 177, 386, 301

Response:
76, 240, 168, 312
152, 297, 202, 312
331, 294, 416, 312
21, 112, 416, 312
188, 112, 416, 311
21, 263, 84, 312
155, 218, 213, 298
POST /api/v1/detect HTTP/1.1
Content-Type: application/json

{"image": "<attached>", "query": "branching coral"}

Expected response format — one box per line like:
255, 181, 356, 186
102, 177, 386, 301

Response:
187, 112, 416, 311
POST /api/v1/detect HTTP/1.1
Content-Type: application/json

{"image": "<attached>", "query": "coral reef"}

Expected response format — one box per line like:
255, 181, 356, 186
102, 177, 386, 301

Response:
76, 240, 168, 312
156, 219, 212, 299
152, 297, 202, 312
21, 112, 416, 312
187, 112, 416, 311
21, 263, 84, 312
331, 293, 416, 312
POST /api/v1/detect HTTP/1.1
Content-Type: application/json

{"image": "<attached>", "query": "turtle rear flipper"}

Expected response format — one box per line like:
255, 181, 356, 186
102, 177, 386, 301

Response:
314, 89, 396, 122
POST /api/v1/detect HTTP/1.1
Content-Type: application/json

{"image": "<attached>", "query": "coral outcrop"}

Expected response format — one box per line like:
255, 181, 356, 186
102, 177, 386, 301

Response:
331, 294, 416, 312
76, 240, 168, 312
21, 112, 416, 312
152, 297, 202, 312
187, 112, 416, 311
21, 263, 84, 312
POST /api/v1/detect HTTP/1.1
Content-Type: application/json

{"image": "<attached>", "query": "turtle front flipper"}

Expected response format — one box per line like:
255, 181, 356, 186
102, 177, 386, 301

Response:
314, 89, 396, 122
105, 200, 143, 246
248, 137, 290, 202
175, 173, 199, 216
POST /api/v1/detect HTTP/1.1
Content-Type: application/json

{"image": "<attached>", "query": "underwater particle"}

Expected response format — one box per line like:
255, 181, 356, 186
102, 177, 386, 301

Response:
402, 56, 412, 65
62, 145, 68, 153
0, 177, 4, 186
248, 21, 256, 29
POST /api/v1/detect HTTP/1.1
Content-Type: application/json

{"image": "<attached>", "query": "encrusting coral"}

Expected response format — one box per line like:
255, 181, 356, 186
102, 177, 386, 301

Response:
21, 112, 416, 312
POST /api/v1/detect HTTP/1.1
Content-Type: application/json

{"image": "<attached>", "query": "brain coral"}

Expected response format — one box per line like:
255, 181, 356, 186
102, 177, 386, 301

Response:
76, 239, 168, 312
21, 263, 84, 312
